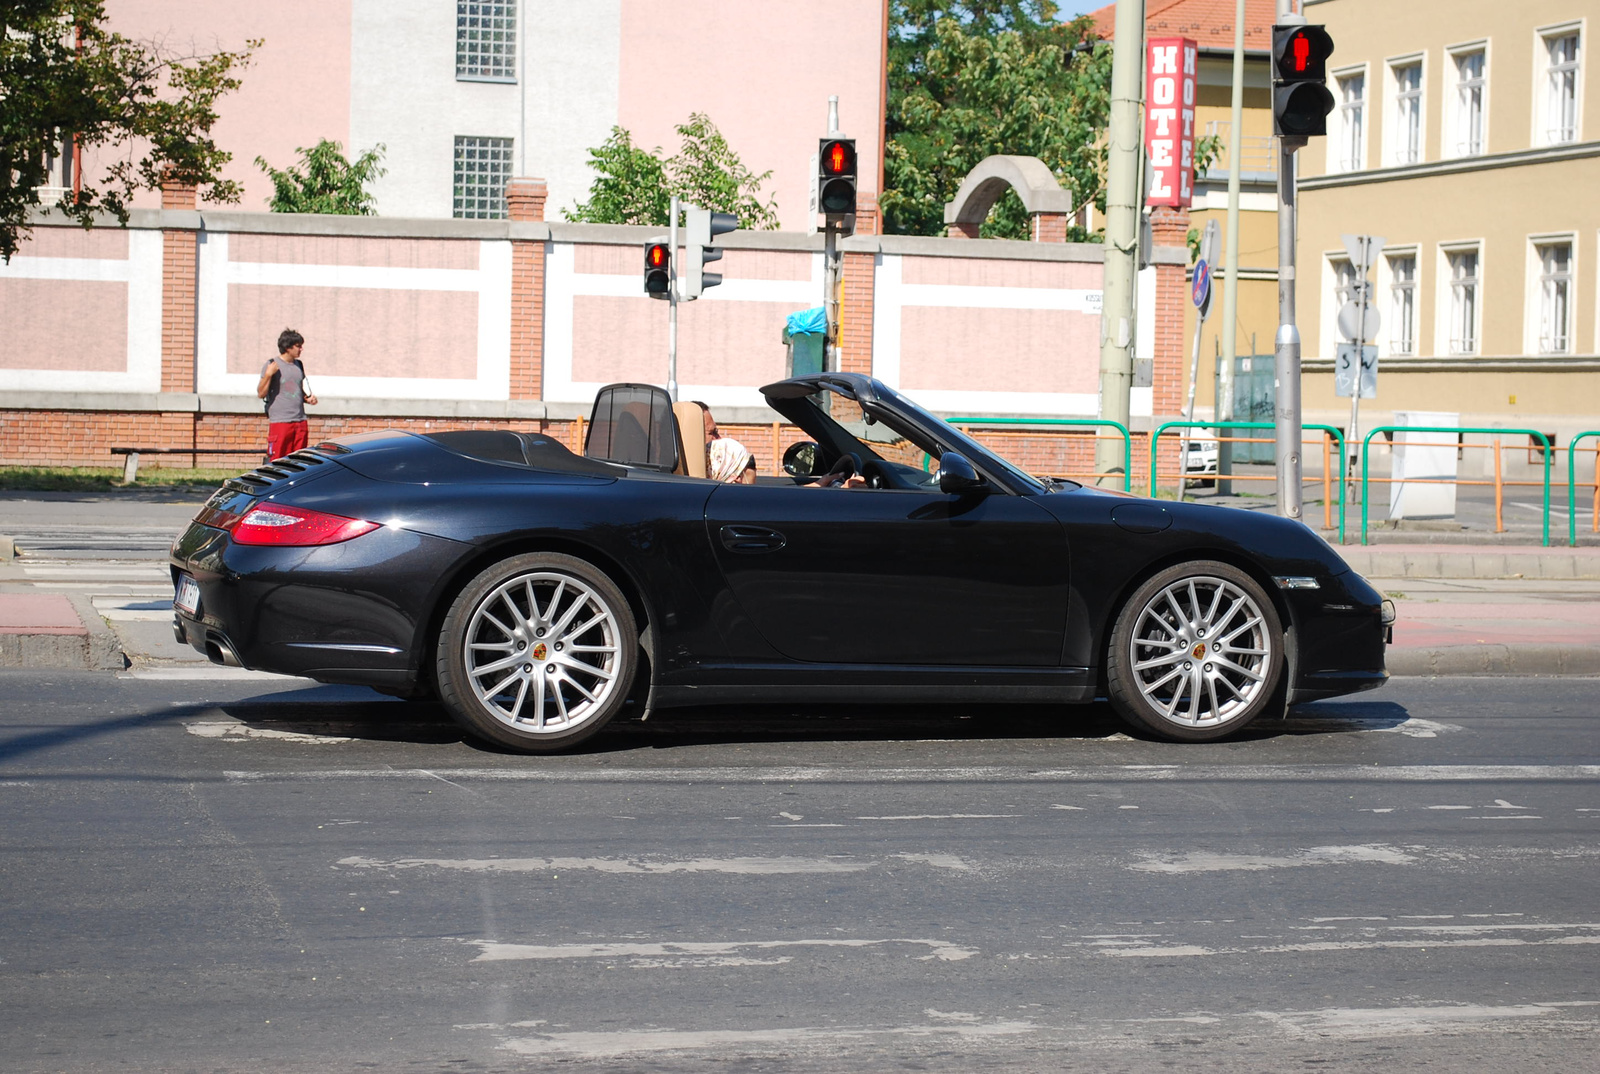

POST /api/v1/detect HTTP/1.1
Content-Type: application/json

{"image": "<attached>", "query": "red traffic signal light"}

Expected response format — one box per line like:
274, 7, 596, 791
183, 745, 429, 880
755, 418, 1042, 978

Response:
643, 241, 670, 296
1271, 23, 1335, 137
817, 137, 857, 217
1273, 24, 1333, 81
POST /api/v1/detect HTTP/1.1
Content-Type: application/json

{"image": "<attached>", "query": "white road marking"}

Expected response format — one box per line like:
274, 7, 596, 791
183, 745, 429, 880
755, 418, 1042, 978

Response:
222, 763, 1600, 784
1281, 715, 1464, 738
124, 666, 305, 681
1130, 844, 1415, 873
92, 596, 174, 621
338, 854, 871, 875
1251, 1001, 1600, 1038
894, 853, 973, 871
855, 813, 1022, 820
494, 1018, 1036, 1058
186, 721, 354, 744
466, 937, 979, 965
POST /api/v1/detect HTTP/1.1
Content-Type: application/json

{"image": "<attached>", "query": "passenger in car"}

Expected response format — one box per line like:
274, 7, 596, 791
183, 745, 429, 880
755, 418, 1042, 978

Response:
708, 436, 758, 484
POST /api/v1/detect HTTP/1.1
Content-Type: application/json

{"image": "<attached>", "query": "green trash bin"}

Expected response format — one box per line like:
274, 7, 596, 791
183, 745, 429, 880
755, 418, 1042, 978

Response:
783, 307, 827, 377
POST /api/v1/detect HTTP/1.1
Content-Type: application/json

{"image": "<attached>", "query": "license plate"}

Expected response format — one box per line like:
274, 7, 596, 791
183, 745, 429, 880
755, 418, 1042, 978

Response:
174, 575, 201, 616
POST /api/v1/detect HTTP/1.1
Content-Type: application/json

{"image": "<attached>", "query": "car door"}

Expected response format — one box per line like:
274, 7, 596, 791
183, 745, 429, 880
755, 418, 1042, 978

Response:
704, 482, 1069, 666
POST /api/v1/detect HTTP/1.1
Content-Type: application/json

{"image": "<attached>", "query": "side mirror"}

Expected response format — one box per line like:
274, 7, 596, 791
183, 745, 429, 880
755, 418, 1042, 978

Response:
937, 452, 986, 495
782, 441, 819, 478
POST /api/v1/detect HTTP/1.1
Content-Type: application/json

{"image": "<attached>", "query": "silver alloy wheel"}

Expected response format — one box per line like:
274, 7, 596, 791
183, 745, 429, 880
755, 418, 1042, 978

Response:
463, 570, 621, 734
1127, 574, 1273, 729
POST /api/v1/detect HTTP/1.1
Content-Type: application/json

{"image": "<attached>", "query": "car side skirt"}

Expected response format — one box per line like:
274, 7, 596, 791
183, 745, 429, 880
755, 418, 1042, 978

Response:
652, 664, 1094, 707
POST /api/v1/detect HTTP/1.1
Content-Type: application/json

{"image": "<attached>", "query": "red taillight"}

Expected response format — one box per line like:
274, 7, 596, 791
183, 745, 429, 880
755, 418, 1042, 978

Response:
227, 503, 380, 546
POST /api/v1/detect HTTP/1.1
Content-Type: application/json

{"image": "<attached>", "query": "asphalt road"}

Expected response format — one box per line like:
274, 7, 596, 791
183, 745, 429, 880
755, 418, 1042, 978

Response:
1, 672, 1596, 1072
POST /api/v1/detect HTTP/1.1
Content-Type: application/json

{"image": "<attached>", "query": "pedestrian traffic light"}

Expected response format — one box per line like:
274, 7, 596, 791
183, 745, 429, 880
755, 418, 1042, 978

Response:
682, 207, 738, 300
817, 138, 857, 217
643, 240, 670, 298
1271, 23, 1336, 137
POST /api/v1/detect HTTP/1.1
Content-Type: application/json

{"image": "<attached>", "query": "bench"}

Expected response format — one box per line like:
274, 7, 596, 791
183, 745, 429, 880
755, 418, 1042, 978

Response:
110, 447, 268, 484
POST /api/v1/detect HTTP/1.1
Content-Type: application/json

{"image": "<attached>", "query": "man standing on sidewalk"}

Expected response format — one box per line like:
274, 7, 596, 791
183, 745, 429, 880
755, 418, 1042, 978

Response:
256, 328, 319, 460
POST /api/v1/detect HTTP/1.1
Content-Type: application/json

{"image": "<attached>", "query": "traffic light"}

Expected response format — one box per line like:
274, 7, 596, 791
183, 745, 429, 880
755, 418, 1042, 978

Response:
682, 208, 738, 300
643, 239, 670, 298
1271, 23, 1335, 137
817, 138, 857, 217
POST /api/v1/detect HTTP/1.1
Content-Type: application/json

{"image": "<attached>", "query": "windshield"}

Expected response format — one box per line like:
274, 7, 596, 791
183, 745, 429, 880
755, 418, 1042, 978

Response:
798, 390, 944, 489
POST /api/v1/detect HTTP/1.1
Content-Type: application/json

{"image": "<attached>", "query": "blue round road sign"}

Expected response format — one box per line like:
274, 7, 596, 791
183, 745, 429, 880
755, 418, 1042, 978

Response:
1192, 259, 1211, 308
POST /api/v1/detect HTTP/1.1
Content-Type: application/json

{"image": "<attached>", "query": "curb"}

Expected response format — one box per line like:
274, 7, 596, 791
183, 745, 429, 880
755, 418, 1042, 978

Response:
1337, 548, 1600, 580
0, 593, 126, 671
1387, 644, 1600, 677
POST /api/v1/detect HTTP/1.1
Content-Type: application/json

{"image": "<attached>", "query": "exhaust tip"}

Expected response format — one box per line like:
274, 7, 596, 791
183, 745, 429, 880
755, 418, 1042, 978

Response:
204, 634, 243, 668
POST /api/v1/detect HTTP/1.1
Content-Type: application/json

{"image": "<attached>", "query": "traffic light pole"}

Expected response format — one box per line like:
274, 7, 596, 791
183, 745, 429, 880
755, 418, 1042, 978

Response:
1274, 136, 1305, 521
667, 196, 680, 402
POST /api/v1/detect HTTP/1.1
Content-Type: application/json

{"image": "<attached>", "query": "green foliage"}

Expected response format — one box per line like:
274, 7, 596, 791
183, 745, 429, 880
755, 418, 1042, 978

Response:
565, 113, 778, 230
561, 126, 669, 226
883, 1, 1112, 241
255, 139, 386, 214
0, 0, 256, 260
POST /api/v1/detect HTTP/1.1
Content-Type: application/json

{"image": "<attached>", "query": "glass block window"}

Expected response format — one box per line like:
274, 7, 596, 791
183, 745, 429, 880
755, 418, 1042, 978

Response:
453, 136, 514, 219
457, 1, 517, 82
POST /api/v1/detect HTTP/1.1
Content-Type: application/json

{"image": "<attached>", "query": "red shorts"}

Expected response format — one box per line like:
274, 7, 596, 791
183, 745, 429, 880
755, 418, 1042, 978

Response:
267, 421, 309, 460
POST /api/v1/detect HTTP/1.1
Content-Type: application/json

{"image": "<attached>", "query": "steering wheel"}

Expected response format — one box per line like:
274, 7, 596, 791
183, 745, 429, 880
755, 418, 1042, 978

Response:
860, 459, 890, 489
823, 452, 863, 486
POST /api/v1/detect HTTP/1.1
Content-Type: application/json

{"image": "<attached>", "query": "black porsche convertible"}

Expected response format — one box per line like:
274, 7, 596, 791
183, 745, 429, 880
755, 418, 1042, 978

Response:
170, 373, 1389, 751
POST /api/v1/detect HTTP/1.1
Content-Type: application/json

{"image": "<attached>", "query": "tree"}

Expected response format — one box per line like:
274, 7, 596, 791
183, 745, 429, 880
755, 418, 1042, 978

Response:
883, 1, 1112, 241
565, 113, 778, 230
561, 126, 669, 226
0, 0, 256, 260
256, 139, 386, 214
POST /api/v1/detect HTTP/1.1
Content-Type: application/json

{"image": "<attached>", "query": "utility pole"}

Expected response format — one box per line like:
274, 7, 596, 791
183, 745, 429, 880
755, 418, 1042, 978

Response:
1216, 0, 1246, 496
1096, 0, 1145, 480
823, 97, 843, 372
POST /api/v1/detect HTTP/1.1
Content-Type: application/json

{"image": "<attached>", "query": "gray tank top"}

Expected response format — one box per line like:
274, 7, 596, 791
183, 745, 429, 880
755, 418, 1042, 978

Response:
262, 358, 306, 422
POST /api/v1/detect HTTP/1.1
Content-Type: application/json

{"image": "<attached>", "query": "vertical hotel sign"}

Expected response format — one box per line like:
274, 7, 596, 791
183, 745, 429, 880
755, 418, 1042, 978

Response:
1144, 37, 1199, 207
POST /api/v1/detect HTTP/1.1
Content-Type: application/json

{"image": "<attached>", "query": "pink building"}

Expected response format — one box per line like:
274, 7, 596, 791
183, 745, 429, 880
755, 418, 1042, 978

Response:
98, 0, 888, 229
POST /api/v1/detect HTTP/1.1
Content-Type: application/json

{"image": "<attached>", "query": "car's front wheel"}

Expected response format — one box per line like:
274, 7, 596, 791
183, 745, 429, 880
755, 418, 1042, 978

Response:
1106, 560, 1283, 741
436, 553, 637, 753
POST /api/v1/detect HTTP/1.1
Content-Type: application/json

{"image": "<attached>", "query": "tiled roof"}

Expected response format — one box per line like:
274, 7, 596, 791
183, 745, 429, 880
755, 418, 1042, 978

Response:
1088, 0, 1277, 51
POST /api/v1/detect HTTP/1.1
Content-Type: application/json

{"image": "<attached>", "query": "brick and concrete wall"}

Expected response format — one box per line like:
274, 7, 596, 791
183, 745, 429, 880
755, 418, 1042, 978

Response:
1, 186, 1191, 484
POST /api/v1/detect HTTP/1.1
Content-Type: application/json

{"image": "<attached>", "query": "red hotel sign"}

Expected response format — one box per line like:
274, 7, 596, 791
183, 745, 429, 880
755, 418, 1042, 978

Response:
1144, 36, 1199, 208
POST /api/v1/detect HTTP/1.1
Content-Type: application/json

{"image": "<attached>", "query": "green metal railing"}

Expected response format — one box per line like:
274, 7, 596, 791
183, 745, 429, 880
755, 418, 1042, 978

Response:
1569, 431, 1600, 547
1362, 426, 1553, 547
946, 417, 1133, 491
1150, 420, 1348, 542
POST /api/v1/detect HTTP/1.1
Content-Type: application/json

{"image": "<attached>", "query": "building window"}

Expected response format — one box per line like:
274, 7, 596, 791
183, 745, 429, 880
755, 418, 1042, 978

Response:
1452, 48, 1486, 156
1391, 61, 1423, 165
1536, 241, 1573, 354
1542, 31, 1580, 144
1335, 71, 1366, 171
453, 136, 513, 219
1446, 247, 1480, 355
456, 1, 517, 82
1388, 253, 1417, 355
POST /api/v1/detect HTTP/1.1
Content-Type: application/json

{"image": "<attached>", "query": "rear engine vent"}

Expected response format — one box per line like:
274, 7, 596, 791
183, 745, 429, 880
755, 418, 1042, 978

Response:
223, 448, 332, 493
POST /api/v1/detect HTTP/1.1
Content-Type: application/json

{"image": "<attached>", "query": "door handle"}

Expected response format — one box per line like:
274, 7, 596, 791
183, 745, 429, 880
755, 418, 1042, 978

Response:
719, 525, 786, 553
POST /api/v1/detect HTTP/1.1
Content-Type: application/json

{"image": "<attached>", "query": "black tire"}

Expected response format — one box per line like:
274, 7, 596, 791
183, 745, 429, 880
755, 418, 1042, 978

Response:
436, 552, 637, 753
1106, 560, 1284, 742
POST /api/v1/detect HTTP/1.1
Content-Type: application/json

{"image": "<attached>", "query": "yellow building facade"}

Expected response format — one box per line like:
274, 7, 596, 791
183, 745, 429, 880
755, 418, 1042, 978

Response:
1297, 0, 1600, 448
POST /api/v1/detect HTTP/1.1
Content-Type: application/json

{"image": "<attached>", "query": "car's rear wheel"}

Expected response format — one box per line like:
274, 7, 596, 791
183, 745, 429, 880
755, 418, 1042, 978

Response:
1106, 560, 1283, 741
436, 553, 637, 753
